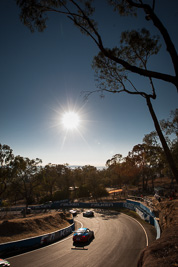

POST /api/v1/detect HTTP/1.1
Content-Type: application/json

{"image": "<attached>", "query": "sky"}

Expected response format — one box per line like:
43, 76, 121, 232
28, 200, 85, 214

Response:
0, 0, 178, 168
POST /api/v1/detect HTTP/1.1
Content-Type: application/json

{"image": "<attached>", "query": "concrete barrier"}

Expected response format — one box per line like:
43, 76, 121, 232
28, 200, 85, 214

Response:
125, 199, 160, 239
0, 222, 74, 257
52, 201, 160, 238
0, 199, 160, 257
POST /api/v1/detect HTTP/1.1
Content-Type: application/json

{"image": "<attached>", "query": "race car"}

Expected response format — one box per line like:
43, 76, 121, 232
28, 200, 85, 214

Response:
73, 228, 94, 243
69, 209, 77, 217
0, 259, 10, 266
83, 210, 94, 217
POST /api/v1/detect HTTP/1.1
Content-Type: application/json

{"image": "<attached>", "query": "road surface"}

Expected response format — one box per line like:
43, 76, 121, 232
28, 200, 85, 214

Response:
7, 210, 155, 267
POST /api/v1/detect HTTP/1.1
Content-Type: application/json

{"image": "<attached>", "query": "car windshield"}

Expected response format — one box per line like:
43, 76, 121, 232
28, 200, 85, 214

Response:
76, 228, 86, 233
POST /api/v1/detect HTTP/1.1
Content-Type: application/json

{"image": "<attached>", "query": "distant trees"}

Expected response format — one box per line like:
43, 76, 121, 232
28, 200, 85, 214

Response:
0, 112, 177, 205
106, 109, 178, 191
10, 156, 42, 208
0, 145, 108, 204
0, 110, 177, 205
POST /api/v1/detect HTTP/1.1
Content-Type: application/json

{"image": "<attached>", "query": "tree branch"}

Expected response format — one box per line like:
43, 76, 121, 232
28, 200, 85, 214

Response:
126, 0, 178, 79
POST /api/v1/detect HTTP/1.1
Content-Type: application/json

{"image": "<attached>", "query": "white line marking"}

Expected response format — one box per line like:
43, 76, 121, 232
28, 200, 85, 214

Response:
122, 213, 149, 246
74, 219, 83, 228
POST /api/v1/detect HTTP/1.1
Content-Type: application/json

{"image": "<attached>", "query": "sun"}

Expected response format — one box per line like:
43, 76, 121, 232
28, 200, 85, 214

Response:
62, 111, 80, 130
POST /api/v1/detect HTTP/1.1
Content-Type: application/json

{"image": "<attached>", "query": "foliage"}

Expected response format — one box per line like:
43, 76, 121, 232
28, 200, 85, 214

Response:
16, 0, 177, 87
10, 156, 42, 208
105, 109, 178, 190
0, 144, 14, 197
143, 109, 178, 176
92, 28, 160, 98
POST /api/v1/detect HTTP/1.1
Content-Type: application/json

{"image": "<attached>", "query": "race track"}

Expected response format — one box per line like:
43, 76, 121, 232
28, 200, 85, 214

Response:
7, 210, 155, 267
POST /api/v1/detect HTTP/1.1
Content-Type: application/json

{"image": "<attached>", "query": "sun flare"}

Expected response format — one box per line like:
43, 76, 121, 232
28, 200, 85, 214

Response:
62, 111, 80, 130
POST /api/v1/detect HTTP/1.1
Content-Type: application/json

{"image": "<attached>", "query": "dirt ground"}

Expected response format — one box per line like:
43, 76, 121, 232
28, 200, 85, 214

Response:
0, 211, 71, 243
138, 199, 178, 267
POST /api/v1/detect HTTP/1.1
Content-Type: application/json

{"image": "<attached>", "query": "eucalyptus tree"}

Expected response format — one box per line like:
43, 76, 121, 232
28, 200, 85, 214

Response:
144, 109, 178, 179
106, 154, 124, 187
79, 165, 107, 199
16, 0, 178, 183
11, 156, 42, 209
160, 109, 178, 139
106, 153, 140, 187
40, 164, 72, 201
0, 144, 14, 198
128, 143, 164, 190
42, 164, 58, 199
121, 155, 141, 186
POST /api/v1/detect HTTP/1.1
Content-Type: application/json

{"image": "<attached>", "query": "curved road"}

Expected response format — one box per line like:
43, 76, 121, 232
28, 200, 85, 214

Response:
7, 210, 155, 267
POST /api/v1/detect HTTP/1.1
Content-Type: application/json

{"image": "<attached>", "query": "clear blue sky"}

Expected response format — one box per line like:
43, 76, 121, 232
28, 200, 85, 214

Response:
0, 0, 177, 167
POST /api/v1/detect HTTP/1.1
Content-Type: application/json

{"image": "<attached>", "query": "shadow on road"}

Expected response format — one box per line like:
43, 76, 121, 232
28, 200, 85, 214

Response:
96, 209, 120, 220
72, 236, 95, 250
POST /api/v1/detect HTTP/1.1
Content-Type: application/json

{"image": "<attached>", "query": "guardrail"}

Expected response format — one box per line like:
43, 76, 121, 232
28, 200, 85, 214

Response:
52, 201, 160, 239
0, 200, 160, 257
0, 221, 74, 258
124, 199, 160, 239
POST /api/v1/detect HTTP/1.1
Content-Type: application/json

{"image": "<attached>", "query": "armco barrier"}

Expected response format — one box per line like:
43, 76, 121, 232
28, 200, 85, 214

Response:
124, 199, 160, 239
52, 201, 160, 239
153, 217, 161, 240
126, 199, 155, 217
0, 222, 74, 258
52, 201, 160, 238
51, 202, 124, 209
0, 200, 160, 257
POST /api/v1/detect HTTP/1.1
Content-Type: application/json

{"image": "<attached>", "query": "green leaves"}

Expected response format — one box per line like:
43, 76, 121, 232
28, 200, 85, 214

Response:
120, 28, 161, 67
92, 27, 161, 98
0, 144, 14, 166
108, 0, 137, 17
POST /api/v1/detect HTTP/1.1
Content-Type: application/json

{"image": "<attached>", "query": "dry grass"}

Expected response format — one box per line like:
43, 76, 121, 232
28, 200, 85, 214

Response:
0, 211, 71, 243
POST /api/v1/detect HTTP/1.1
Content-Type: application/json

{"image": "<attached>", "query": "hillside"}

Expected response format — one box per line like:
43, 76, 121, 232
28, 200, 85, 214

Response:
138, 199, 178, 267
0, 211, 71, 244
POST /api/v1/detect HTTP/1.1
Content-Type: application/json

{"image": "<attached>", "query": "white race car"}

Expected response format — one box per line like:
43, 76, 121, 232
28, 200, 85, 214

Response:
0, 259, 10, 266
83, 210, 94, 217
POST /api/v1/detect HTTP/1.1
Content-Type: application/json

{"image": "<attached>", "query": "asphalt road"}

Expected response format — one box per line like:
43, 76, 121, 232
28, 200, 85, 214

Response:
7, 210, 155, 267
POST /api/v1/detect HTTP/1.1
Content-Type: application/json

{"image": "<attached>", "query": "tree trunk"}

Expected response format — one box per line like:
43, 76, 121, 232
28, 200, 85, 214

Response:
146, 97, 178, 184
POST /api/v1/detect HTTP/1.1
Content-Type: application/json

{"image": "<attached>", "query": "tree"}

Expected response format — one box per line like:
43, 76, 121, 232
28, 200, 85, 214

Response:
0, 144, 14, 197
160, 109, 178, 141
106, 153, 141, 187
128, 143, 163, 190
106, 154, 124, 187
144, 109, 178, 179
121, 155, 140, 186
42, 164, 58, 199
16, 0, 178, 183
11, 156, 42, 212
